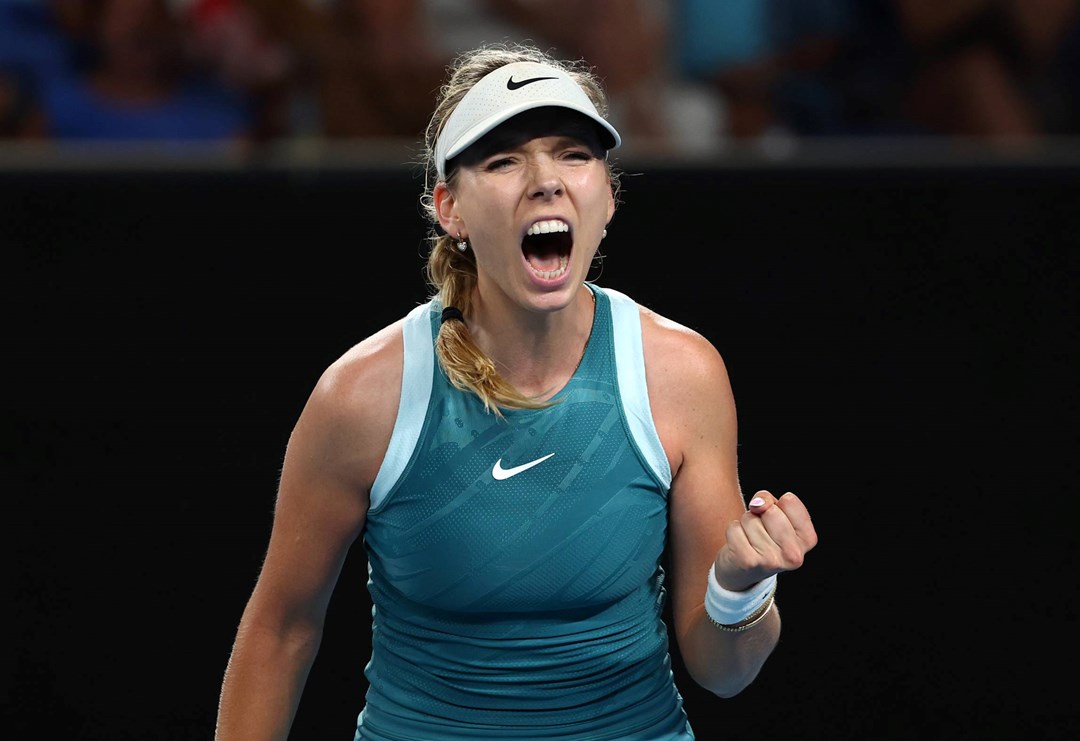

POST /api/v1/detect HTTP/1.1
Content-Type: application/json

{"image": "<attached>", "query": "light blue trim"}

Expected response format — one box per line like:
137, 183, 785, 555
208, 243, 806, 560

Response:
370, 301, 434, 510
603, 287, 672, 488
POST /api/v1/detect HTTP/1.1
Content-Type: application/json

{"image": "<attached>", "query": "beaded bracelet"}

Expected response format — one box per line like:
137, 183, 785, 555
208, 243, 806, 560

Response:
707, 593, 776, 632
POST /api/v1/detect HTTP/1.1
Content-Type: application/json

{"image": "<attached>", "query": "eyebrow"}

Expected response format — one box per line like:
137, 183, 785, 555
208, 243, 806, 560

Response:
483, 129, 603, 157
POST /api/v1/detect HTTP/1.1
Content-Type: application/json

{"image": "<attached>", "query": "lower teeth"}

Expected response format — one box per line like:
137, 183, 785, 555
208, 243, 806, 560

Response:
533, 256, 568, 279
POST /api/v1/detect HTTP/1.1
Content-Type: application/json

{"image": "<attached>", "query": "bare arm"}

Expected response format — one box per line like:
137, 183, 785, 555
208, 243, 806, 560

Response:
215, 323, 403, 740
643, 309, 817, 698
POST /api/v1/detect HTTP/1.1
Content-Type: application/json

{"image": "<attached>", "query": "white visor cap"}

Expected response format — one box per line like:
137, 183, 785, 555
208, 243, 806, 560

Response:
435, 61, 622, 179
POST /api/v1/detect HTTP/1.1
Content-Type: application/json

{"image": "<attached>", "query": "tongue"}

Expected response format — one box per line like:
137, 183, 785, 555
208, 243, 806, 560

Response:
526, 253, 562, 272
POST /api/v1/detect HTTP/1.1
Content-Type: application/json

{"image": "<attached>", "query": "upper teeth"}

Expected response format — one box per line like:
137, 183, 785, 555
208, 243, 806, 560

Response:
527, 220, 569, 236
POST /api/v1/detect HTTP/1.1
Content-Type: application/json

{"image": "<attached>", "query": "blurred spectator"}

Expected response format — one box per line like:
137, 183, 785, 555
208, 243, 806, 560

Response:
0, 0, 85, 138
672, 0, 860, 140
896, 0, 1080, 139
305, 0, 449, 140
181, 0, 317, 141
670, 0, 1080, 144
31, 0, 253, 145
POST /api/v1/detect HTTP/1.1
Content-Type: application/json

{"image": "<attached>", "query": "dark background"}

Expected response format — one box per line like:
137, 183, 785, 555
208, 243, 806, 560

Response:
6, 152, 1078, 739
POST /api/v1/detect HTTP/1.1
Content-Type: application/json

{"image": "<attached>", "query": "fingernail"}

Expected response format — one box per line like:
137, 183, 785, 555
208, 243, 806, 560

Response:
749, 497, 765, 507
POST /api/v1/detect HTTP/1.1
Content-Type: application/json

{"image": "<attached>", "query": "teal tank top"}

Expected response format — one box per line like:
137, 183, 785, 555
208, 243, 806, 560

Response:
355, 284, 695, 740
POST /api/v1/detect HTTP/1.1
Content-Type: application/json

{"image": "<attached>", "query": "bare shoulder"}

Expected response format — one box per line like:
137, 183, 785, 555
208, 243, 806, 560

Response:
636, 304, 736, 472
317, 320, 405, 412
292, 319, 406, 488
637, 304, 732, 394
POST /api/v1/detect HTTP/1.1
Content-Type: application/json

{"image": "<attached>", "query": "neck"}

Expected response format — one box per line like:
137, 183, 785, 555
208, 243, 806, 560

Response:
471, 284, 596, 399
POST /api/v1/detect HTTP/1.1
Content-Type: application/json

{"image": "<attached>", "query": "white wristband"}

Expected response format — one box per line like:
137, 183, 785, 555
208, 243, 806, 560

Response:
704, 566, 777, 626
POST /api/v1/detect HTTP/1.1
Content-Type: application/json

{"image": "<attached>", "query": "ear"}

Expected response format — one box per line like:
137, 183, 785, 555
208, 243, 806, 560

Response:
434, 182, 462, 236
605, 181, 615, 224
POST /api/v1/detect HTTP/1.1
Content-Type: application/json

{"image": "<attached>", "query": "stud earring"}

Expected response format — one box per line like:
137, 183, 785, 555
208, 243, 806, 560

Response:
602, 228, 607, 239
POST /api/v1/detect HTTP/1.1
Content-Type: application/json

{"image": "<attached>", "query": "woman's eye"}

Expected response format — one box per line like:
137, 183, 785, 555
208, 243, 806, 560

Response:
485, 157, 514, 170
564, 150, 593, 161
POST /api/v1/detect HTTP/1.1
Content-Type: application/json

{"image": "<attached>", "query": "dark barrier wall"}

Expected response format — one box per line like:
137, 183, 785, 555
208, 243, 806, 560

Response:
7, 158, 1078, 739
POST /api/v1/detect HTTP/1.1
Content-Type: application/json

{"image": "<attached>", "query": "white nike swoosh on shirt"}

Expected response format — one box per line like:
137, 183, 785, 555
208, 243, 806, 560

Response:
491, 453, 555, 480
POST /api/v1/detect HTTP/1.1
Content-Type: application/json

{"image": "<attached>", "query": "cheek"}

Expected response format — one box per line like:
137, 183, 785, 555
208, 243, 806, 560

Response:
457, 185, 516, 235
465, 214, 523, 269
569, 170, 613, 216
583, 192, 614, 231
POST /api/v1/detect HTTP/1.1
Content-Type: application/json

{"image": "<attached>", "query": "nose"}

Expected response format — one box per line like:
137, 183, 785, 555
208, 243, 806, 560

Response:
527, 158, 563, 200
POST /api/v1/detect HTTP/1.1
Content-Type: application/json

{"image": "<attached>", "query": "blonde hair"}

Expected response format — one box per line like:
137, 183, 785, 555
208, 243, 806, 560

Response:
419, 42, 621, 416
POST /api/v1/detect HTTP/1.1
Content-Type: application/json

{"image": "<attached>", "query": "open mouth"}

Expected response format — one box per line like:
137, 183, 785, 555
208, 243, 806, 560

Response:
522, 220, 572, 280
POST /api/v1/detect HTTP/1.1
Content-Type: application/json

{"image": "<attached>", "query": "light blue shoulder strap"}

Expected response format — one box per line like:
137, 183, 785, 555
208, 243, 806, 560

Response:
601, 286, 673, 488
370, 301, 434, 510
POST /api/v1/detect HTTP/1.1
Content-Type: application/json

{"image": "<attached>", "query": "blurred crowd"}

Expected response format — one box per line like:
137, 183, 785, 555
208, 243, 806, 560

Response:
2, 0, 1079, 153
